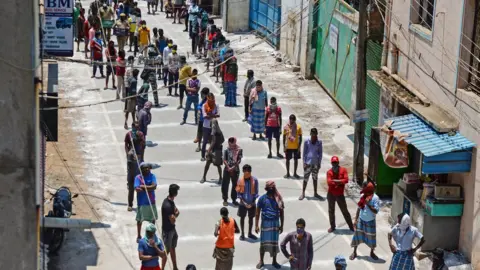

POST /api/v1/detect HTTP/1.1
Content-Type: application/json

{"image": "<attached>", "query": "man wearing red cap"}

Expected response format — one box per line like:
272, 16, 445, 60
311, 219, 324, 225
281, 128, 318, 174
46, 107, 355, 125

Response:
326, 156, 354, 233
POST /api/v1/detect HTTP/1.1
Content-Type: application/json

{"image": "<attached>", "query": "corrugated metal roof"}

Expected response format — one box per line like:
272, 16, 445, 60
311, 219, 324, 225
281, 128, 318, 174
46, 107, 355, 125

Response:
387, 114, 476, 157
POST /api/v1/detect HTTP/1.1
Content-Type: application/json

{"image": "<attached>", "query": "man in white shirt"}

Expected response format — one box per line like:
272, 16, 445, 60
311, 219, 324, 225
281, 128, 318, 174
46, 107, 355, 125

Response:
162, 40, 173, 87
167, 45, 180, 96
388, 213, 426, 270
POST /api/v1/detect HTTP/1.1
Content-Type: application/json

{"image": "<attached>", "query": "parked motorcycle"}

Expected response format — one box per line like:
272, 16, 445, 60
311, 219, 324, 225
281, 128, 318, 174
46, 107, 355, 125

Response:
44, 186, 78, 254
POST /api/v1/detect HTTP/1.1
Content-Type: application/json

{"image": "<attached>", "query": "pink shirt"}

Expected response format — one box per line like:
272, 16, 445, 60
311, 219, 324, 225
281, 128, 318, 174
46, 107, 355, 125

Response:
89, 28, 95, 41
266, 106, 281, 127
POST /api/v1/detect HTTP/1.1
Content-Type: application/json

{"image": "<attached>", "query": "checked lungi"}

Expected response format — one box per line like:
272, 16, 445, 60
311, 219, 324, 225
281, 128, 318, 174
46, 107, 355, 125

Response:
351, 218, 377, 249
260, 219, 280, 256
250, 108, 266, 134
224, 81, 237, 107
389, 251, 415, 270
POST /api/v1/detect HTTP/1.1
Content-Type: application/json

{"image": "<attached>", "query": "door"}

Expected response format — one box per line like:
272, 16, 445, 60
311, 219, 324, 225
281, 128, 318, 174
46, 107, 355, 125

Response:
249, 0, 281, 48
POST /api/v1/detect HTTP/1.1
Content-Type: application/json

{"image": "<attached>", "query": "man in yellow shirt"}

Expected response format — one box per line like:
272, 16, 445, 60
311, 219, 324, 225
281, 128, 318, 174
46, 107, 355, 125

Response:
177, 56, 191, 109
283, 114, 302, 179
138, 21, 151, 57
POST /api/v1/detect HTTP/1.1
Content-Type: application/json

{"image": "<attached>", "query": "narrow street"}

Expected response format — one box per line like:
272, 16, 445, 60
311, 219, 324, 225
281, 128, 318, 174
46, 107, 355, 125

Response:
51, 1, 396, 269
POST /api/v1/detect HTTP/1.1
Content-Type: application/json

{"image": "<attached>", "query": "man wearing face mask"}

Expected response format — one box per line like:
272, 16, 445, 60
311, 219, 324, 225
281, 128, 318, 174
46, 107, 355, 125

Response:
326, 156, 354, 233
100, 3, 115, 41
125, 121, 145, 211
113, 13, 129, 52
138, 101, 153, 142
138, 21, 151, 58
181, 68, 201, 125
194, 87, 210, 152
235, 164, 259, 241
255, 180, 285, 269
243, 70, 255, 121
388, 213, 425, 270
299, 128, 323, 200
162, 40, 173, 87
167, 45, 180, 96
138, 223, 166, 270
213, 207, 240, 270
280, 218, 313, 270
134, 163, 158, 242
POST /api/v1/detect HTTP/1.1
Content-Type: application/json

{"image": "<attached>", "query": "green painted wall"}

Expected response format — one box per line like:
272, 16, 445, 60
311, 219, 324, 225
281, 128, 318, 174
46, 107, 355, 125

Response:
365, 41, 383, 138
314, 0, 357, 113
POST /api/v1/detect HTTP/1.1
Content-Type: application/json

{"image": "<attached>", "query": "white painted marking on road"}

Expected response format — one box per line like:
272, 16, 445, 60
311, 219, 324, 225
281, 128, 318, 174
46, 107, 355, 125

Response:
177, 196, 304, 211
98, 119, 244, 130
154, 176, 308, 189
178, 228, 330, 243
149, 155, 329, 165
202, 65, 380, 270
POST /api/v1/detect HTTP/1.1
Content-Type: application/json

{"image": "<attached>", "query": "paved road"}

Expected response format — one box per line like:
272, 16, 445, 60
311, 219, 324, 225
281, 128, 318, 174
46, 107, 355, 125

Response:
61, 1, 394, 269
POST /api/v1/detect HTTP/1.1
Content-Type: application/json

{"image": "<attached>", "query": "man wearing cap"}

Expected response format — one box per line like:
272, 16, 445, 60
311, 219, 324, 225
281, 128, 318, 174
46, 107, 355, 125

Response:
113, 13, 129, 51
213, 207, 240, 270
138, 222, 166, 270
299, 128, 323, 200
161, 184, 181, 270
138, 101, 152, 142
327, 156, 354, 233
135, 163, 158, 242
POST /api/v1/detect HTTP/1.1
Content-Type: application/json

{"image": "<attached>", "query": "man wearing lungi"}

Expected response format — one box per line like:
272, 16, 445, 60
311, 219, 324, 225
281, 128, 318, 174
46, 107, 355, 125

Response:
350, 181, 380, 261
255, 181, 284, 269
388, 214, 425, 270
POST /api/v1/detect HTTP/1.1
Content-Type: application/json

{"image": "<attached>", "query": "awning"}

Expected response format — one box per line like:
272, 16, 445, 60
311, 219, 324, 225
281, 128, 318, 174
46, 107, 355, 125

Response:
387, 114, 476, 174
388, 114, 475, 157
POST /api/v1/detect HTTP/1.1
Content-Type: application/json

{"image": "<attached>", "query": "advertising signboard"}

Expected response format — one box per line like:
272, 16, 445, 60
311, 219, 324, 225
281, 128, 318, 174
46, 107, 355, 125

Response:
44, 0, 74, 56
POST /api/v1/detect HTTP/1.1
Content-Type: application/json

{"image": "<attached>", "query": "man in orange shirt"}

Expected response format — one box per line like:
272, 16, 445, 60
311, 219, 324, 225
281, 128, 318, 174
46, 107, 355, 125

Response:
326, 156, 354, 233
213, 207, 240, 269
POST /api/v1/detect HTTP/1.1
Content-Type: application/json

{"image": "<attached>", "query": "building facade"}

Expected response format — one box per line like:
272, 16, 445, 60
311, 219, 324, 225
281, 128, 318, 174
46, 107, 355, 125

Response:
374, 0, 480, 266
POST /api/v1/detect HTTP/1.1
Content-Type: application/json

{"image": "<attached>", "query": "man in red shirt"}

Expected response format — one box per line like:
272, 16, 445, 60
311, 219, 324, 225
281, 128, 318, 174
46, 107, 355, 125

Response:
326, 156, 354, 233
265, 97, 283, 159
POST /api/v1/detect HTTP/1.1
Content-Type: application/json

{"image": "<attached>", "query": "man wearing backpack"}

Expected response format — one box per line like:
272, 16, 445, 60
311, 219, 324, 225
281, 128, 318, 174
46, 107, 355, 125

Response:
223, 48, 238, 107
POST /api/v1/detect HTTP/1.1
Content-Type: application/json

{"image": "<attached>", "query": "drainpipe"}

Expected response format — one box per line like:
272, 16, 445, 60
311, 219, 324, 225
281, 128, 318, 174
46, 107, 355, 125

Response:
296, 0, 304, 66
381, 0, 392, 67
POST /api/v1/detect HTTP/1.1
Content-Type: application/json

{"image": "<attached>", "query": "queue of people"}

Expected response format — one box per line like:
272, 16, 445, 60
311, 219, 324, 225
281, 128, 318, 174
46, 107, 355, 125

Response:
75, 0, 428, 269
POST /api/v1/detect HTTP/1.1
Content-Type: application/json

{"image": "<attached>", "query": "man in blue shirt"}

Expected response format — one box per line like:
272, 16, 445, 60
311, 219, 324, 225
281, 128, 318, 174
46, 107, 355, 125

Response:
235, 164, 259, 241
138, 222, 166, 270
299, 128, 323, 201
350, 181, 380, 261
194, 87, 210, 152
135, 162, 158, 242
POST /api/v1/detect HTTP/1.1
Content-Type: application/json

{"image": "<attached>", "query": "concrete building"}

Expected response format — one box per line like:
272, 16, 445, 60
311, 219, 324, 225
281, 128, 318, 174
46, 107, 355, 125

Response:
372, 0, 480, 267
279, 0, 311, 75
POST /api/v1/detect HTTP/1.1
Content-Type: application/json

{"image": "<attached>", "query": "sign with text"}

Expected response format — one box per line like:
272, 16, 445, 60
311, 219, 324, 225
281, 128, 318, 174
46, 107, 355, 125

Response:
44, 0, 74, 57
329, 24, 338, 52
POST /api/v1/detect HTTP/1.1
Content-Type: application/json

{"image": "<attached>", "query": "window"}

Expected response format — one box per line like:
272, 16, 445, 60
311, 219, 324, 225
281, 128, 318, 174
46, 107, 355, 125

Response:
410, 0, 435, 32
345, 0, 359, 11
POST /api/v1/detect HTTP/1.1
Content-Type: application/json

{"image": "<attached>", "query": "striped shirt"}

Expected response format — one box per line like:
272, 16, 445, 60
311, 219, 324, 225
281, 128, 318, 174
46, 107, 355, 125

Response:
280, 231, 314, 270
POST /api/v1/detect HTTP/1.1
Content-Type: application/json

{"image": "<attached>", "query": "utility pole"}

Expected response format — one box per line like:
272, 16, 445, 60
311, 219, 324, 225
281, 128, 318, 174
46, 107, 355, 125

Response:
0, 0, 39, 268
353, 0, 368, 185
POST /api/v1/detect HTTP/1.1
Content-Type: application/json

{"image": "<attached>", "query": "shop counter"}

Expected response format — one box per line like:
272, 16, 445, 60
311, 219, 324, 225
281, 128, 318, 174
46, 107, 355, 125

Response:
391, 183, 461, 251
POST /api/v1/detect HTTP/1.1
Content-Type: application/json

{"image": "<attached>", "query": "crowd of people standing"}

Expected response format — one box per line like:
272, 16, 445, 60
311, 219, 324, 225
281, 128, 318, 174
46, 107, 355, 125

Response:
72, 1, 427, 269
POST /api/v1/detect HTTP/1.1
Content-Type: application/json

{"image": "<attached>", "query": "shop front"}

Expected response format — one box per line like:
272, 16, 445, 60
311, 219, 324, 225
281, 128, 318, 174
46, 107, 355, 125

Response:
368, 70, 477, 252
